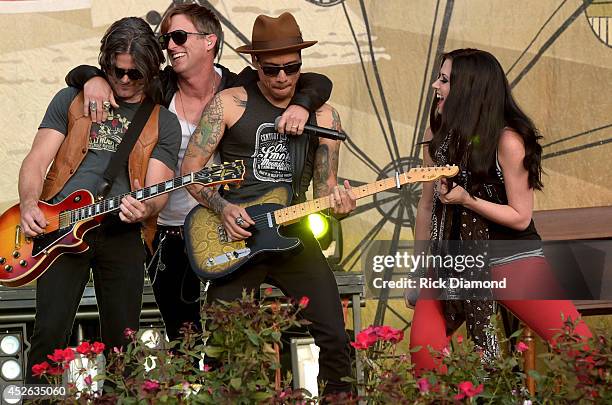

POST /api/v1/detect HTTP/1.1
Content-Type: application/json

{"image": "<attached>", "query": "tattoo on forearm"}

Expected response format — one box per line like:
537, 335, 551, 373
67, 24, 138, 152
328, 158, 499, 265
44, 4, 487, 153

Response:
314, 144, 330, 198
232, 95, 247, 108
199, 187, 228, 214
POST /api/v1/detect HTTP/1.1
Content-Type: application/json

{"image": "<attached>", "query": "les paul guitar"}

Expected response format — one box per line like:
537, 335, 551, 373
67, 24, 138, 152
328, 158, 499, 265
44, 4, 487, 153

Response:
185, 165, 459, 280
0, 161, 245, 287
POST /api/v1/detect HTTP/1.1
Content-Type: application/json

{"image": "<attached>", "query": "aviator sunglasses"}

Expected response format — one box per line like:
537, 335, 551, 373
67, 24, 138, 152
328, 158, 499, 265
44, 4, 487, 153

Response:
260, 62, 302, 77
112, 66, 143, 81
158, 29, 211, 50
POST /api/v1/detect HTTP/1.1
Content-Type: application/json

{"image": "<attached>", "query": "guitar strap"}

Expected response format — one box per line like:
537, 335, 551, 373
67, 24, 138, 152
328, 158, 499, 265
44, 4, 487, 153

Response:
96, 97, 156, 200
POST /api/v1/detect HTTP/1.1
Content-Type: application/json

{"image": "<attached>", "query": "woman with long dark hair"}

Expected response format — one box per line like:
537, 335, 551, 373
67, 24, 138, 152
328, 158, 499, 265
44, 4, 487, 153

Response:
409, 48, 592, 371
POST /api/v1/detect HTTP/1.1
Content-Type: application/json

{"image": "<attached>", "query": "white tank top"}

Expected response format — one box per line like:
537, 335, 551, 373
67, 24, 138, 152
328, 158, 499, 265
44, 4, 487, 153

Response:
156, 94, 199, 226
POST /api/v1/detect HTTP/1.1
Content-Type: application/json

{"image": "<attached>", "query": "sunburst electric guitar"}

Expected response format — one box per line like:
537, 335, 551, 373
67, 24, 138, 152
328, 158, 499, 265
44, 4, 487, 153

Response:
0, 161, 245, 287
184, 165, 459, 280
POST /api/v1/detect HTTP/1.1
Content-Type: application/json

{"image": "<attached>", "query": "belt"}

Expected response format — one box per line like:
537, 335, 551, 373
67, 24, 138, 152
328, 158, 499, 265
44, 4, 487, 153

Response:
157, 225, 184, 239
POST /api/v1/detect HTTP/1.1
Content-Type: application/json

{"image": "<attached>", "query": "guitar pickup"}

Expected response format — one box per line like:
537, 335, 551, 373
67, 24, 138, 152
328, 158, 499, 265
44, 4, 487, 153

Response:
205, 248, 250, 267
217, 225, 229, 243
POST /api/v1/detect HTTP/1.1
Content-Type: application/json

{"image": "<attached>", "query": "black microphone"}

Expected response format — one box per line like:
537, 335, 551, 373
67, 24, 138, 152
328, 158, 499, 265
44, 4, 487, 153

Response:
274, 117, 347, 141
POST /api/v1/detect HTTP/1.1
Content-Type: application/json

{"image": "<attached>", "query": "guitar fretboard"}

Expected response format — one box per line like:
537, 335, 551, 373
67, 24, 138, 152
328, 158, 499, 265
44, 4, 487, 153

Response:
274, 166, 456, 225
61, 175, 196, 226
57, 160, 245, 229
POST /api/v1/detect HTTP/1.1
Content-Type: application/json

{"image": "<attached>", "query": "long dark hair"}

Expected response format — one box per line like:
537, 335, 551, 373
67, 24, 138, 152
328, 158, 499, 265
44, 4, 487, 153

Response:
429, 48, 543, 192
99, 17, 164, 87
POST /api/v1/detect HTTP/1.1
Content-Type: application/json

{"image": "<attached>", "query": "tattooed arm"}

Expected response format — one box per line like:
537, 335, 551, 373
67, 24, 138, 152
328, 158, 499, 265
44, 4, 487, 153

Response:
312, 105, 356, 217
181, 87, 255, 240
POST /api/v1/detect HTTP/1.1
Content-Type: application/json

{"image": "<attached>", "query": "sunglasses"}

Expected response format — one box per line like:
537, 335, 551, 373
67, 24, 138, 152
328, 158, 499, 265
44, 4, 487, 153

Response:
260, 62, 302, 77
112, 66, 143, 81
158, 29, 211, 50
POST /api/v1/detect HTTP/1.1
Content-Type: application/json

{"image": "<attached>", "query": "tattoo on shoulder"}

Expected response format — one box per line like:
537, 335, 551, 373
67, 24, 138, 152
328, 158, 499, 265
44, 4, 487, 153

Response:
331, 108, 342, 132
192, 93, 224, 152
232, 95, 247, 108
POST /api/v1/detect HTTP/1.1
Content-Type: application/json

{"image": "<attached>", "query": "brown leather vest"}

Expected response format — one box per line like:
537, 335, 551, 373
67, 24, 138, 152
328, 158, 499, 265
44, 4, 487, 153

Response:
40, 91, 161, 251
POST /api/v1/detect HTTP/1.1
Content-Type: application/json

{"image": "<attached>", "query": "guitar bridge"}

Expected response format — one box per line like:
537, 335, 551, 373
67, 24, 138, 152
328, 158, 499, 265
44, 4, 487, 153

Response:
217, 225, 229, 243
205, 248, 251, 267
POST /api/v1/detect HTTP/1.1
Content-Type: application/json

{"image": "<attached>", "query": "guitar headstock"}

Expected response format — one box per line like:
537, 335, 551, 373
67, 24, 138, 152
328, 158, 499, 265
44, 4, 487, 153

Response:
193, 160, 245, 187
407, 165, 460, 181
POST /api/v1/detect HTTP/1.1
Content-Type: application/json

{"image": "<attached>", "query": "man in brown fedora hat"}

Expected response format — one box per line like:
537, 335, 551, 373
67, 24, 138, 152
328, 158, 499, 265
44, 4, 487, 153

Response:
182, 11, 355, 396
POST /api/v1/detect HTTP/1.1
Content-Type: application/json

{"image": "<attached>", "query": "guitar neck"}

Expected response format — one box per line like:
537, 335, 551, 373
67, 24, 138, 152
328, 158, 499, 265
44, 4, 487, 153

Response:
274, 172, 414, 225
64, 174, 200, 225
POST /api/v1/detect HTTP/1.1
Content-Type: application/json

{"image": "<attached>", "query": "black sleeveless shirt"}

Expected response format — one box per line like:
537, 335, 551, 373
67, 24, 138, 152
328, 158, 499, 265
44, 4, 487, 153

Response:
219, 82, 293, 205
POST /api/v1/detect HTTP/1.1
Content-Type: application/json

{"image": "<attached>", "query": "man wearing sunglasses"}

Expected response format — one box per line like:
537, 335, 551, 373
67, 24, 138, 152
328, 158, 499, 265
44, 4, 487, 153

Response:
20, 17, 181, 383
181, 12, 355, 397
64, 3, 333, 345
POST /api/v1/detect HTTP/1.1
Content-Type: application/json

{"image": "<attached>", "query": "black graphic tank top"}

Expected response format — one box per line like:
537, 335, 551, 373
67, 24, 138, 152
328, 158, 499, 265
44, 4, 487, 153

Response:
219, 82, 292, 205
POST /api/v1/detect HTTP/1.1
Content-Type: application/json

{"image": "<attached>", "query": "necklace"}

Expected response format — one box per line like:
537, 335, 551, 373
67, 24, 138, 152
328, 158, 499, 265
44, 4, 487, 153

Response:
177, 73, 219, 135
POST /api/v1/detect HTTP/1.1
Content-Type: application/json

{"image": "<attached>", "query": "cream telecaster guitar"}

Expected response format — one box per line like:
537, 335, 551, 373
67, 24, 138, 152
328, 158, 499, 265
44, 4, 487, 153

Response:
184, 165, 459, 280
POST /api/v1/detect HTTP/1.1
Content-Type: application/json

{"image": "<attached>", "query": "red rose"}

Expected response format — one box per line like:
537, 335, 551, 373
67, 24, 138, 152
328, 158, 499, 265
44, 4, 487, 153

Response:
48, 366, 64, 376
299, 296, 310, 308
350, 326, 379, 350
47, 349, 65, 363
454, 381, 484, 399
76, 341, 91, 355
377, 325, 404, 343
32, 362, 50, 377
92, 342, 105, 355
84, 375, 93, 386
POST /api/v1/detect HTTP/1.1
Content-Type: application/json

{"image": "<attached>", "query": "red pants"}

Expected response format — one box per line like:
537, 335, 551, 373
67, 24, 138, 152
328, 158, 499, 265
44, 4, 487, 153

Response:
410, 257, 592, 371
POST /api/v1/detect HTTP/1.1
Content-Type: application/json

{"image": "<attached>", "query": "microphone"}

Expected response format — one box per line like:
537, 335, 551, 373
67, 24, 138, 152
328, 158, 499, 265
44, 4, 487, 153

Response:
274, 117, 347, 141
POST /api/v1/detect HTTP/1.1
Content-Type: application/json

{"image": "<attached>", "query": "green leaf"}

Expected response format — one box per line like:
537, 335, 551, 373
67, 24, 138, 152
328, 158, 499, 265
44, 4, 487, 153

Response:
204, 346, 224, 358
230, 377, 242, 389
244, 328, 261, 346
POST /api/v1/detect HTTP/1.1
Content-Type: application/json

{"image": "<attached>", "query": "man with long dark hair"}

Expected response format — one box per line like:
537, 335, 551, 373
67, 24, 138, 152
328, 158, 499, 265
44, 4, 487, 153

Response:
65, 3, 333, 343
20, 17, 180, 382
409, 48, 591, 371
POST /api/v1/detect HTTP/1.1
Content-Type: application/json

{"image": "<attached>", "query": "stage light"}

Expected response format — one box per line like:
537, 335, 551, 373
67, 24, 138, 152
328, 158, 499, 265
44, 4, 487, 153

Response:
1, 385, 21, 404
306, 213, 344, 268
0, 336, 20, 356
0, 360, 21, 380
308, 213, 329, 240
0, 324, 28, 404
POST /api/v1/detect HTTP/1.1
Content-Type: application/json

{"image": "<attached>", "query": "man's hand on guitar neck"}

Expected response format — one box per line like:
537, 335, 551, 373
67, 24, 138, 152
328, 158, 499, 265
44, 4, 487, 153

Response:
221, 203, 255, 241
20, 199, 48, 237
328, 180, 356, 217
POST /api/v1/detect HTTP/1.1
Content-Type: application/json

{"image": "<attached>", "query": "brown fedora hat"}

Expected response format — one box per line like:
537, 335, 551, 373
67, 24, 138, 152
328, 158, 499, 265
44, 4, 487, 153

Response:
236, 12, 317, 55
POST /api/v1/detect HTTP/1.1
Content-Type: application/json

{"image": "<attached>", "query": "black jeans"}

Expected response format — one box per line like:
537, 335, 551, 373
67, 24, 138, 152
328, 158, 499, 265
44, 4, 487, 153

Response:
147, 225, 201, 342
205, 222, 352, 394
26, 217, 145, 383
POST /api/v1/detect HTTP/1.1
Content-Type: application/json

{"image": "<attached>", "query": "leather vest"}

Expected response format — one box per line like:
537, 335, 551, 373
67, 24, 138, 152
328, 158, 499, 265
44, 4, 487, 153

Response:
40, 91, 161, 251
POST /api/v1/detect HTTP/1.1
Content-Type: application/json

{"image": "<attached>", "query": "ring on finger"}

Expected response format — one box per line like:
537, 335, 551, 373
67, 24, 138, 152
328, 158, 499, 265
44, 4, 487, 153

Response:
102, 100, 111, 112
89, 101, 97, 112
235, 216, 245, 226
